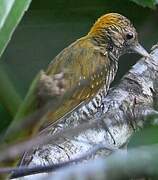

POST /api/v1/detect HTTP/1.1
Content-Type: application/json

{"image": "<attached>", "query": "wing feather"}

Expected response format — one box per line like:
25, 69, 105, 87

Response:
38, 37, 109, 127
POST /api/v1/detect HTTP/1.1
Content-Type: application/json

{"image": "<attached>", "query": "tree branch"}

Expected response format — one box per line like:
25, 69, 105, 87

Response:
26, 144, 158, 180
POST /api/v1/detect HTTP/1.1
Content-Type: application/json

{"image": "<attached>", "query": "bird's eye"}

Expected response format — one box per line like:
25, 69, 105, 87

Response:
126, 32, 134, 40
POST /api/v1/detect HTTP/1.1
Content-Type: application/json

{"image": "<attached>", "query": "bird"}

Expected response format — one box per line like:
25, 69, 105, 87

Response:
34, 12, 149, 130
3, 13, 150, 178
5, 12, 150, 141
5, 12, 151, 175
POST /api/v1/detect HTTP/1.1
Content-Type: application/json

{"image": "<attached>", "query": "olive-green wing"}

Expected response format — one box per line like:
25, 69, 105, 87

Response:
39, 38, 109, 128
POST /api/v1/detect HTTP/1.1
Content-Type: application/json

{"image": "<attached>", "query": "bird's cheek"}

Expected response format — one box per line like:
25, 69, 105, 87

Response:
112, 35, 124, 48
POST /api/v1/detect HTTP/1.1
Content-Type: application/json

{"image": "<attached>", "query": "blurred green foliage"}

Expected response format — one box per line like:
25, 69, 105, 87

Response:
0, 0, 32, 58
131, 0, 158, 8
129, 125, 158, 148
0, 0, 32, 132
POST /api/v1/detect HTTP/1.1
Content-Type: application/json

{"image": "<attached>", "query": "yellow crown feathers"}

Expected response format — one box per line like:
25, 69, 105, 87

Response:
88, 13, 131, 36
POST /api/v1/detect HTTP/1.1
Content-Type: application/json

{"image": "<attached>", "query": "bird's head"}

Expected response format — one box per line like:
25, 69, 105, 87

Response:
88, 13, 149, 60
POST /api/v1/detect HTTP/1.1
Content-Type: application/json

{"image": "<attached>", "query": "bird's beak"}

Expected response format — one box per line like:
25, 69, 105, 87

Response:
131, 43, 150, 58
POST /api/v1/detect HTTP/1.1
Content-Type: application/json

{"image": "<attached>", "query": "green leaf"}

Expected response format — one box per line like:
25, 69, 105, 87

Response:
4, 72, 41, 142
0, 0, 32, 58
131, 0, 157, 8
0, 66, 22, 116
128, 126, 158, 148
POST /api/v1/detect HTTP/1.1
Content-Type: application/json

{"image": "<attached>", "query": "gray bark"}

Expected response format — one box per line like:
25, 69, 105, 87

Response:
18, 144, 158, 180
16, 44, 158, 179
